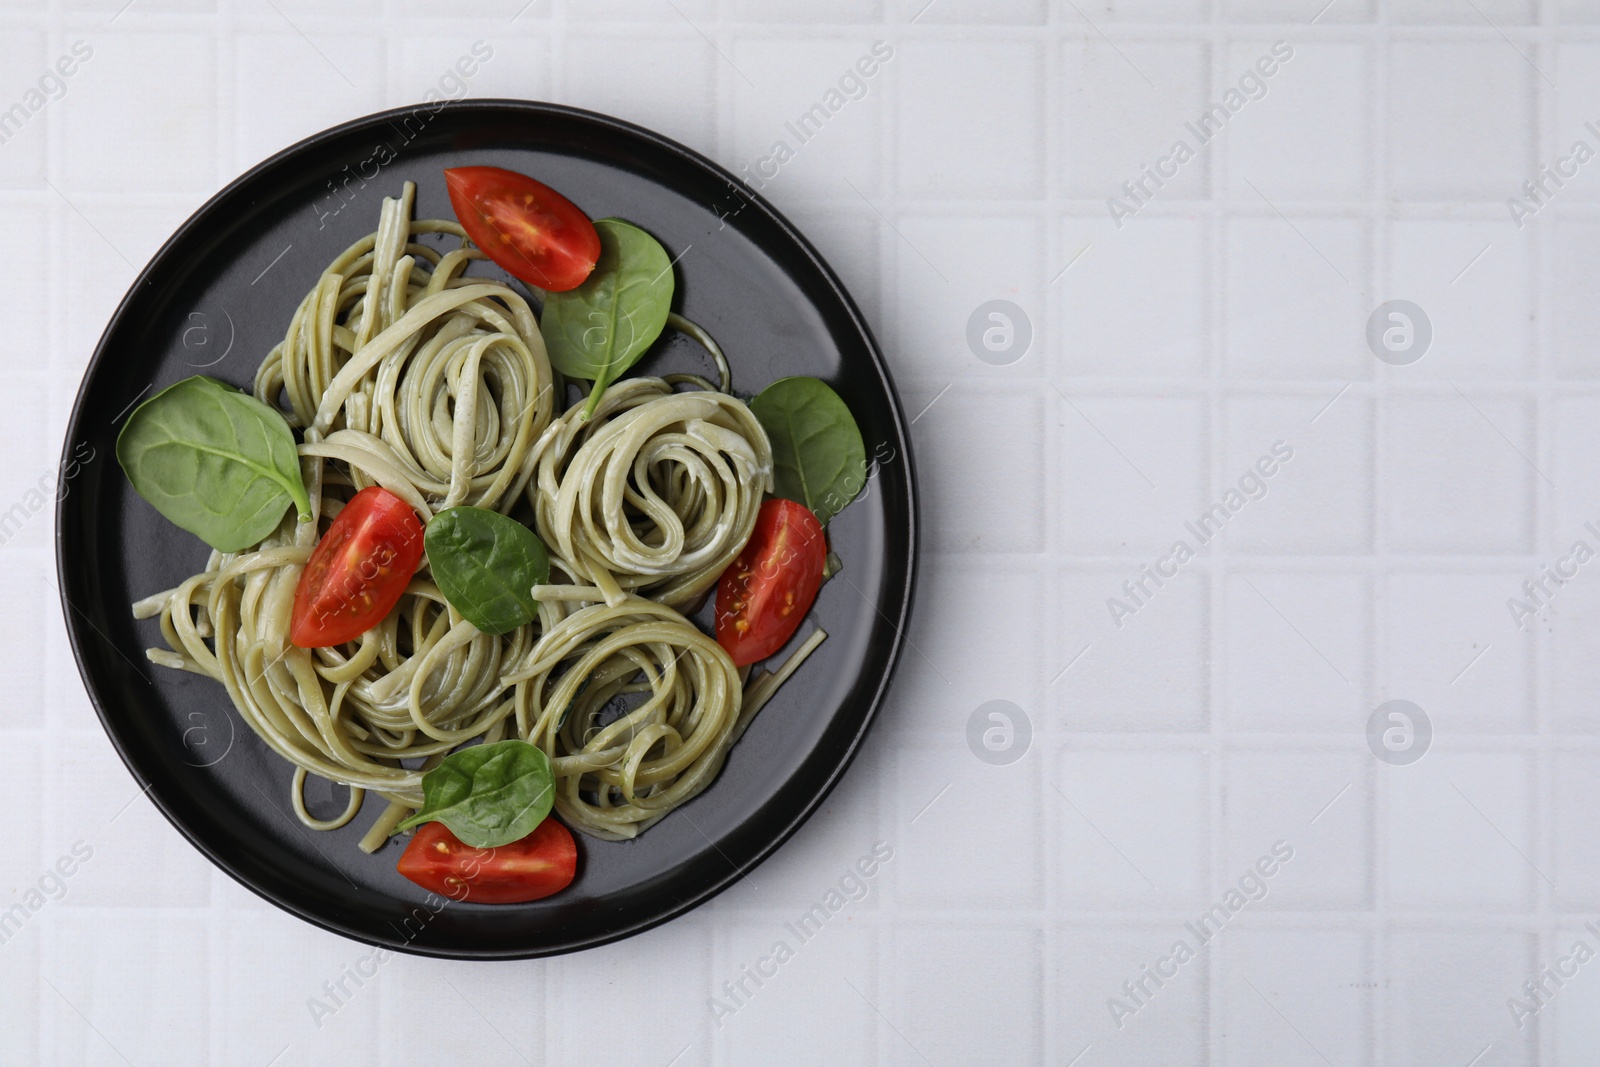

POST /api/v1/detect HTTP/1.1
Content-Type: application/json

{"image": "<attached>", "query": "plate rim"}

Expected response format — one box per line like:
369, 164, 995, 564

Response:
55, 98, 919, 959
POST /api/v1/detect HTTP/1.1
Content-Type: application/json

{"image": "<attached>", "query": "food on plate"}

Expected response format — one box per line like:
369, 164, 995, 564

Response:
121, 169, 865, 902
397, 818, 576, 904
715, 499, 826, 667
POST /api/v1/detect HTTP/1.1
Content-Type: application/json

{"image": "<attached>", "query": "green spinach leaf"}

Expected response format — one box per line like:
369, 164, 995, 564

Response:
750, 376, 866, 526
393, 739, 555, 849
425, 507, 550, 635
115, 375, 312, 553
539, 218, 674, 419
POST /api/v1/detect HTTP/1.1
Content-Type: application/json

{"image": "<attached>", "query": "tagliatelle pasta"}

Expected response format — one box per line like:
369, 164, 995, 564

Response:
133, 182, 822, 847
529, 377, 773, 609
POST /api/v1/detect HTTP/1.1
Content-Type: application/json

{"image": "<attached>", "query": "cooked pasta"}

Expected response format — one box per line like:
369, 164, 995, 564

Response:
254, 182, 556, 514
133, 181, 818, 850
529, 377, 774, 608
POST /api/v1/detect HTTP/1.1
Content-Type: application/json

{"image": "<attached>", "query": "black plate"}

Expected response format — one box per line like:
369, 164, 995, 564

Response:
55, 101, 917, 959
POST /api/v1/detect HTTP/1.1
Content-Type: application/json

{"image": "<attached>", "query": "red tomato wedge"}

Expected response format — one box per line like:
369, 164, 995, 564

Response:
396, 819, 577, 904
289, 486, 425, 648
715, 498, 826, 666
444, 166, 601, 292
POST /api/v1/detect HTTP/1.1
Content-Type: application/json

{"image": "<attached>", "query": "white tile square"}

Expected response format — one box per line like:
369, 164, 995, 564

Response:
0, 565, 51, 728
1550, 923, 1600, 1063
1383, 394, 1536, 555
1225, 394, 1374, 554
1225, 572, 1370, 732
1224, 0, 1373, 19
892, 737, 1042, 909
1058, 217, 1207, 377
1385, 571, 1532, 733
1386, 221, 1532, 379
49, 912, 208, 1065
726, 0, 882, 19
888, 215, 1043, 379
548, 922, 712, 1063
1059, 567, 1210, 731
0, 31, 48, 186
1557, 0, 1600, 23
0, 734, 43, 889
902, 0, 1047, 21
232, 36, 384, 172
51, 733, 214, 907
1096, 0, 1209, 19
1226, 41, 1370, 200
59, 33, 216, 195
1225, 216, 1370, 379
1387, 930, 1535, 1065
1387, 42, 1534, 201
1221, 930, 1372, 1067
1222, 751, 1372, 909
1390, 0, 1533, 22
879, 557, 1044, 736
385, 959, 544, 1062
892, 924, 1043, 1066
59, 213, 132, 383
720, 918, 878, 1063
1386, 753, 1537, 909
388, 0, 514, 14
219, 914, 383, 1062
1555, 753, 1600, 909
0, 380, 53, 557
1057, 394, 1208, 553
275, 0, 380, 11
1544, 402, 1600, 730
1060, 39, 1211, 201
0, 915, 39, 1058
897, 40, 1044, 198
561, 0, 715, 18
915, 390, 1046, 553
560, 34, 716, 156
0, 207, 49, 375
1051, 925, 1208, 1063
1551, 570, 1600, 732
66, 0, 212, 10
1551, 46, 1600, 204
1553, 218, 1600, 378
730, 38, 889, 194
392, 36, 548, 112
56, 198, 194, 383
723, 921, 883, 1062
1056, 749, 1208, 908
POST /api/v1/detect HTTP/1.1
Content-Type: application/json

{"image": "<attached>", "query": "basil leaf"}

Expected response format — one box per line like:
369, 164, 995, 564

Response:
539, 218, 674, 419
425, 506, 549, 636
749, 376, 866, 526
115, 375, 312, 553
393, 740, 555, 849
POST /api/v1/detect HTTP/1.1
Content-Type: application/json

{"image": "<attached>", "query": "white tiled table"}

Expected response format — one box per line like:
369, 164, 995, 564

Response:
4, 1, 1599, 1063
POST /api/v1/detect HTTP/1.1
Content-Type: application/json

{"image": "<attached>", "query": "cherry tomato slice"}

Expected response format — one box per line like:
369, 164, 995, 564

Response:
396, 819, 577, 904
714, 498, 826, 667
289, 486, 425, 648
444, 166, 601, 292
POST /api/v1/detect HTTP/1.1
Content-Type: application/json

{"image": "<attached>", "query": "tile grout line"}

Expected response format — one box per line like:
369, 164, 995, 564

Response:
1534, 2, 1556, 1063
1041, 3, 1060, 1061
1371, 4, 1392, 1061
1204, 8, 1229, 1059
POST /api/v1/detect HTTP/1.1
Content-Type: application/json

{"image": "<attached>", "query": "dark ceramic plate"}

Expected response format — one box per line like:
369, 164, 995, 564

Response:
55, 101, 916, 959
